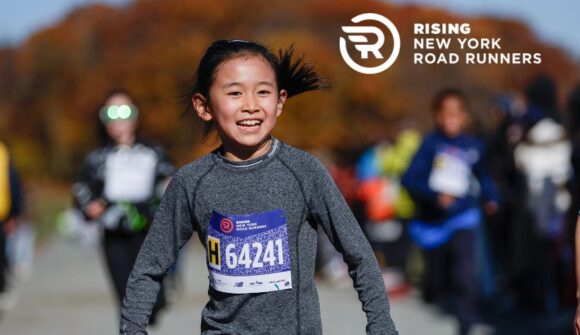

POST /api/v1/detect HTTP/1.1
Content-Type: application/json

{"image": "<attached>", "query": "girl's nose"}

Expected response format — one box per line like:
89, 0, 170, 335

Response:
242, 94, 260, 113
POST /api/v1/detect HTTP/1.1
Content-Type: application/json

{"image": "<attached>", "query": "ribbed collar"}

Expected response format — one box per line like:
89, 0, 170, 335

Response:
212, 137, 281, 171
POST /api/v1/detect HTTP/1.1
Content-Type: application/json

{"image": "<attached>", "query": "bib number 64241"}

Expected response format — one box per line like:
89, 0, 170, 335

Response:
225, 239, 284, 269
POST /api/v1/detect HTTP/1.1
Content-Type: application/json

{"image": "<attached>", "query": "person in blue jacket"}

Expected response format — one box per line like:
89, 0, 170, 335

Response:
402, 88, 499, 335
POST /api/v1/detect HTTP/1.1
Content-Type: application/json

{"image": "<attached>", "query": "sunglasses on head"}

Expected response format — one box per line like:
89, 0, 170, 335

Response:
99, 104, 139, 123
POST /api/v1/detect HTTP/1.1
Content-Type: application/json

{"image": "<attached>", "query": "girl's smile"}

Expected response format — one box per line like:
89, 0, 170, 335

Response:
236, 118, 263, 132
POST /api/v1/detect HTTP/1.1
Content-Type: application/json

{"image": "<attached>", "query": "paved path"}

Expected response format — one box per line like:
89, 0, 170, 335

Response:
0, 237, 494, 335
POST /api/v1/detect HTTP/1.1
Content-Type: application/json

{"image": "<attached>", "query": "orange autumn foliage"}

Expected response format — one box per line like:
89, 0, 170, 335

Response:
0, 0, 577, 179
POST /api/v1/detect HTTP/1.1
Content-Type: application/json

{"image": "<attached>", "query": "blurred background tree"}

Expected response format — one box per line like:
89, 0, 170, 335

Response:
0, 0, 577, 180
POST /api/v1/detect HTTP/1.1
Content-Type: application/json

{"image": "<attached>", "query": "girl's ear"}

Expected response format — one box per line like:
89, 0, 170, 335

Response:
193, 93, 213, 121
276, 89, 288, 117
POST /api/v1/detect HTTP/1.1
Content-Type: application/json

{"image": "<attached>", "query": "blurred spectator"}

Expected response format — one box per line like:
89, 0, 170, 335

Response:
402, 88, 499, 335
484, 93, 531, 309
0, 139, 24, 312
355, 129, 420, 294
72, 90, 175, 325
568, 84, 580, 235
513, 76, 571, 313
525, 75, 562, 124
568, 84, 580, 309
575, 215, 580, 335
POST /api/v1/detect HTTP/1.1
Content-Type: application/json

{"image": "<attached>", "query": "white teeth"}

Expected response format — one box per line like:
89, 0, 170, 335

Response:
238, 120, 261, 126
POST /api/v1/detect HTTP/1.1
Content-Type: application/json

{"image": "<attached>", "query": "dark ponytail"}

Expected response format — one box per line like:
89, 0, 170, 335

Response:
277, 45, 327, 98
182, 40, 326, 138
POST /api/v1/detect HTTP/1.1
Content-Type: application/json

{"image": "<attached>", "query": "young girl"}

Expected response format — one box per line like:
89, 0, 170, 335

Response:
120, 40, 398, 334
74, 90, 174, 325
402, 88, 498, 335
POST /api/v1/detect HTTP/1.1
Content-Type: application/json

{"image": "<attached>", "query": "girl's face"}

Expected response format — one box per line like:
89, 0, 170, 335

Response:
435, 96, 468, 138
104, 93, 137, 145
194, 55, 287, 158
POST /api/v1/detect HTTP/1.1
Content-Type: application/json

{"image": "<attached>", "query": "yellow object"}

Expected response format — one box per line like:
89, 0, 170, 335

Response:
378, 130, 422, 219
0, 141, 11, 221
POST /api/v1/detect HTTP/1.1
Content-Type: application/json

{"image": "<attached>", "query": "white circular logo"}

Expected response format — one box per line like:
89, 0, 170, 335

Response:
339, 13, 401, 74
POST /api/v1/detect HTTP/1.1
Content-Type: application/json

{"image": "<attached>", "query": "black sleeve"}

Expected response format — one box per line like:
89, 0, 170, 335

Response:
152, 145, 176, 180
72, 151, 104, 216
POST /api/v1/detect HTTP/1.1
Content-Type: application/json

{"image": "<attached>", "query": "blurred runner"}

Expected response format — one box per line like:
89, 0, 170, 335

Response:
569, 85, 580, 315
356, 129, 420, 295
569, 84, 580, 222
0, 139, 24, 313
514, 76, 571, 313
72, 90, 175, 325
402, 88, 499, 335
575, 213, 580, 335
483, 93, 529, 310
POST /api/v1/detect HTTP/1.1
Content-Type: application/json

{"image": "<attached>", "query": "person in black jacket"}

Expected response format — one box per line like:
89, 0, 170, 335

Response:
72, 90, 175, 325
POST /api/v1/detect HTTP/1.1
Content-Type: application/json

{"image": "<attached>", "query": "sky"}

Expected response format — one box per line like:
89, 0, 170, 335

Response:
0, 0, 130, 44
0, 0, 578, 58
391, 0, 580, 58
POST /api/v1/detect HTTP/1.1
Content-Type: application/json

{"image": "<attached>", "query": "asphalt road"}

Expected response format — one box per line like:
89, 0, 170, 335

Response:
0, 237, 493, 335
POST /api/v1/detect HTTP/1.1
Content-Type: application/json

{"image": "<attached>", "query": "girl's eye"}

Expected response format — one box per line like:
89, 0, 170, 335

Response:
227, 91, 242, 96
257, 90, 271, 95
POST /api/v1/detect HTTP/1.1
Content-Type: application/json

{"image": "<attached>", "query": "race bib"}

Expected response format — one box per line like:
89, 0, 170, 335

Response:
206, 209, 292, 294
428, 147, 471, 197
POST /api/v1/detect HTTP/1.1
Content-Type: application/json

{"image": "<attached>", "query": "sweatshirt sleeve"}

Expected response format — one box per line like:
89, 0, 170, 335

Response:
401, 139, 438, 204
120, 175, 195, 334
472, 142, 500, 204
72, 151, 102, 217
307, 158, 398, 335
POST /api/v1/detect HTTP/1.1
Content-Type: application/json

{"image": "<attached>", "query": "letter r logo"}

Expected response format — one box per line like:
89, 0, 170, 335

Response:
339, 13, 401, 74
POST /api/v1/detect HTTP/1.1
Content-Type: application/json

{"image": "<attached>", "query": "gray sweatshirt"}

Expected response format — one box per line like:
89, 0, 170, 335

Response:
120, 138, 398, 334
